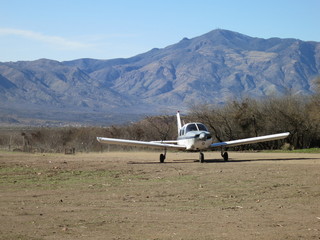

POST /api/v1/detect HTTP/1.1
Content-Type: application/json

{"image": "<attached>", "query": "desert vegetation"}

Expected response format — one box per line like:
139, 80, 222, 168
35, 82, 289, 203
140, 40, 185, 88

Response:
1, 88, 319, 153
190, 94, 320, 150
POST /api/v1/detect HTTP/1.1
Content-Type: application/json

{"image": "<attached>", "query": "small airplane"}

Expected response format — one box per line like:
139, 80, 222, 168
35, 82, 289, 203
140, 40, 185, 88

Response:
97, 111, 290, 163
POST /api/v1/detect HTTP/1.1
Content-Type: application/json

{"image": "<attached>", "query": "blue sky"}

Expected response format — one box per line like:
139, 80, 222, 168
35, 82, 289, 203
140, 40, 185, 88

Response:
1, 0, 319, 62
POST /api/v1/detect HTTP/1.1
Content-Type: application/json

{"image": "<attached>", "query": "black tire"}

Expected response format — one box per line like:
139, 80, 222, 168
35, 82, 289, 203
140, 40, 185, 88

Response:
223, 152, 228, 161
160, 154, 165, 163
199, 153, 204, 163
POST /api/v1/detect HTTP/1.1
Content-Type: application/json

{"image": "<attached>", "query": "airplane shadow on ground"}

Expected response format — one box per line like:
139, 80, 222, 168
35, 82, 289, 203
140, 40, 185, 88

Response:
203, 157, 319, 163
128, 157, 320, 164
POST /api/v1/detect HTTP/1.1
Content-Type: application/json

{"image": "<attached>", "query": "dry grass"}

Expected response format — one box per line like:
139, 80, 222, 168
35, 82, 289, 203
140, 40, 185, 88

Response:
1, 151, 320, 239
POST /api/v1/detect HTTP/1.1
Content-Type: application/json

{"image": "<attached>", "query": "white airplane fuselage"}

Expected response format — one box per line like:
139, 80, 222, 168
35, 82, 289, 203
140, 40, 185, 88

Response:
178, 134, 212, 151
177, 122, 212, 151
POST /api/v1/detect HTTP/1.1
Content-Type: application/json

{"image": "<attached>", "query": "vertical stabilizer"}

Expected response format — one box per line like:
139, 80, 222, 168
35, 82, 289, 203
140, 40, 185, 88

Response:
177, 111, 182, 135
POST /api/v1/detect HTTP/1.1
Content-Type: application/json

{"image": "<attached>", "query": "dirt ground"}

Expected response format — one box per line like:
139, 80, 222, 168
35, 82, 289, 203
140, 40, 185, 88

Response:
0, 150, 320, 240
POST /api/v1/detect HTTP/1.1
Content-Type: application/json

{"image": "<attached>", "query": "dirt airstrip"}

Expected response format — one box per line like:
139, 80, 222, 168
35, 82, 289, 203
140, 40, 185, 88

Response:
0, 151, 320, 240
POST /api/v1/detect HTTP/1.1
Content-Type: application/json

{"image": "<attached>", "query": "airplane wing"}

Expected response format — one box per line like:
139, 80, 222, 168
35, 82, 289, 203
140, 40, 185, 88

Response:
97, 137, 186, 150
151, 140, 179, 144
211, 132, 290, 148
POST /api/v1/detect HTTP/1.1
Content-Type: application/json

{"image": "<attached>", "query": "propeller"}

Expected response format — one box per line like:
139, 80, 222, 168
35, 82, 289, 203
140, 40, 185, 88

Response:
197, 132, 212, 140
199, 132, 206, 140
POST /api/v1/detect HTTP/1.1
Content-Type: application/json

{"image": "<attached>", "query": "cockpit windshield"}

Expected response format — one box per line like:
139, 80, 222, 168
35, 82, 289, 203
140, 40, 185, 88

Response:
186, 124, 198, 132
197, 123, 208, 131
185, 123, 208, 133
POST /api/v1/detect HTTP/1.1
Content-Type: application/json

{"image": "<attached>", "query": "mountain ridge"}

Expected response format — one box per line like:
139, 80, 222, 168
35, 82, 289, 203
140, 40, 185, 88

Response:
1, 29, 319, 125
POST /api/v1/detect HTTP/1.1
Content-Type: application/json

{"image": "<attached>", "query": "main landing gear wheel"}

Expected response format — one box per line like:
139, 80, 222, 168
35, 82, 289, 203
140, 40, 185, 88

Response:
160, 154, 165, 163
199, 152, 204, 163
160, 149, 167, 163
222, 152, 228, 161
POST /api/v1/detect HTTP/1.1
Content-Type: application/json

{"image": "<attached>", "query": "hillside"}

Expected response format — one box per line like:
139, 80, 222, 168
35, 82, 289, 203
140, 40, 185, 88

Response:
1, 29, 319, 125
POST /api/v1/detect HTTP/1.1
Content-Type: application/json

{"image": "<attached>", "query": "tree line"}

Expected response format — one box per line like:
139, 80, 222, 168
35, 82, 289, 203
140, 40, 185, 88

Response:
1, 89, 319, 153
0, 115, 177, 153
190, 94, 320, 150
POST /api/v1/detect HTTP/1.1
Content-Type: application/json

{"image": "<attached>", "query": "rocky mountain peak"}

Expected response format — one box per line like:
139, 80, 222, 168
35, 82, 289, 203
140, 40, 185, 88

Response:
1, 29, 319, 125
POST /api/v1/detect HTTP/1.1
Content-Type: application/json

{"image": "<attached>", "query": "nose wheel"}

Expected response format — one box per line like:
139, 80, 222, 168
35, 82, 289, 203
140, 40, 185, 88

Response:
199, 152, 204, 163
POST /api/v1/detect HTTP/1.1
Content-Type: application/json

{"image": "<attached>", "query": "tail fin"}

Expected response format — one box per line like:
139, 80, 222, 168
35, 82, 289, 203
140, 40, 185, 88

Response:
177, 111, 182, 135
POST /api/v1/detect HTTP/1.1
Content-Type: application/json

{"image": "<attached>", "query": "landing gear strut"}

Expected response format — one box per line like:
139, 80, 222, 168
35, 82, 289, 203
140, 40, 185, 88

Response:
199, 152, 204, 163
160, 149, 167, 163
221, 148, 229, 161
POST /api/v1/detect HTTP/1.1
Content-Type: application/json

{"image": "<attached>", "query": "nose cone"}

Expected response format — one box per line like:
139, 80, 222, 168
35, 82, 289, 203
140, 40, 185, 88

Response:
190, 132, 213, 151
197, 132, 212, 141
199, 132, 206, 140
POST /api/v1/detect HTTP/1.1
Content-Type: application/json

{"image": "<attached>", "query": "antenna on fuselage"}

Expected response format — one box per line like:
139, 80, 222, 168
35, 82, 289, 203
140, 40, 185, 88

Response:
176, 111, 182, 135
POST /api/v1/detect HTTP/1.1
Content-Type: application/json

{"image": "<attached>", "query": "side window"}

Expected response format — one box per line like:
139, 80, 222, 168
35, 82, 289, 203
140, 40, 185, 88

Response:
179, 127, 185, 136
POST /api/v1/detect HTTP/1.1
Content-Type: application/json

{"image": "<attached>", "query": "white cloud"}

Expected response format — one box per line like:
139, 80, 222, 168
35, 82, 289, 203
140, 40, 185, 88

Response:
0, 28, 91, 49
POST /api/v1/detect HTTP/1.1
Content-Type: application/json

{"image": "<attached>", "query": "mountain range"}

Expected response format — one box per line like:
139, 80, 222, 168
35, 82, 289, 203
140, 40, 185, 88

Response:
1, 29, 319, 125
